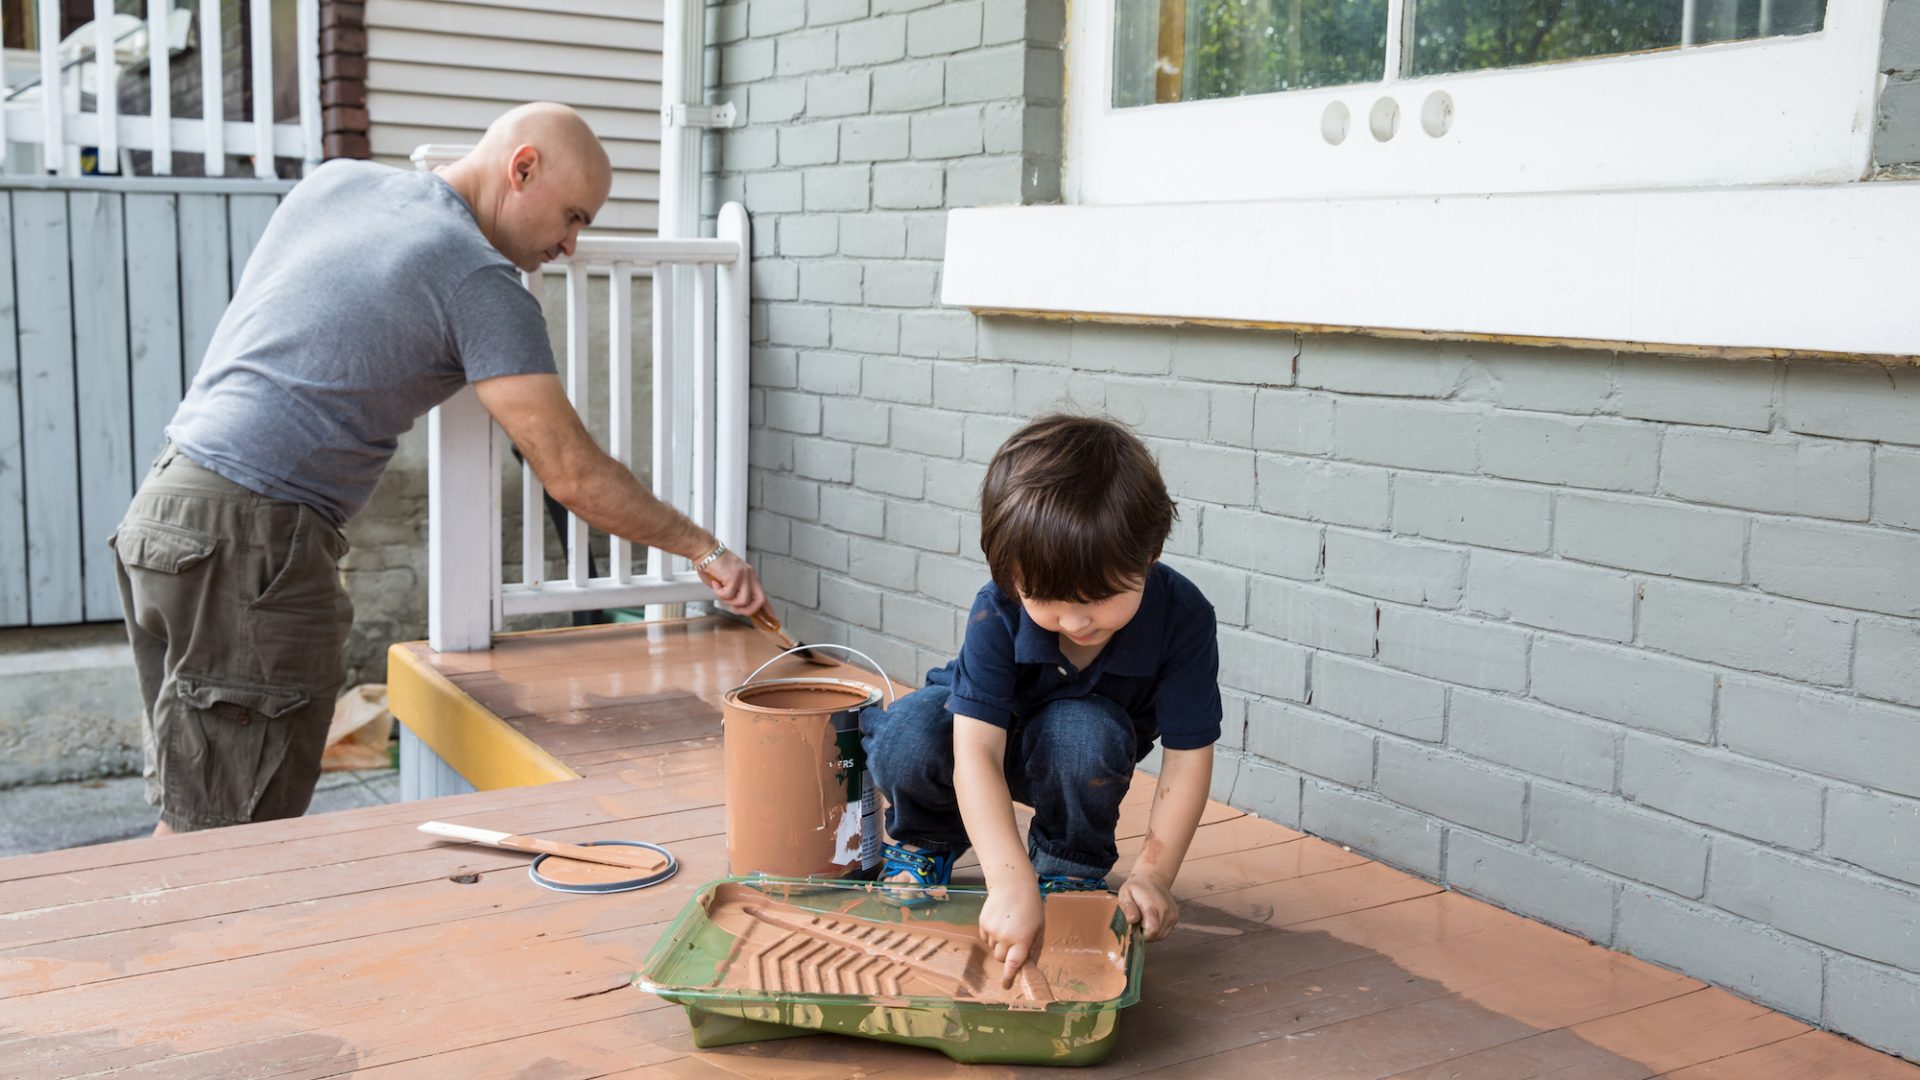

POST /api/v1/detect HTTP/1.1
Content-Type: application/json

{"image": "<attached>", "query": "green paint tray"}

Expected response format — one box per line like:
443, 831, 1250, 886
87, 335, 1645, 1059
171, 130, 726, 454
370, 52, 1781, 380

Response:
635, 876, 1145, 1066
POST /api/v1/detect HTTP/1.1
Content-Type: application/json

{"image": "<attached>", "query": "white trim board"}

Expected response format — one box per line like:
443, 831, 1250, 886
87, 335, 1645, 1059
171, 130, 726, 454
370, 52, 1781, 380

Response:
941, 184, 1920, 361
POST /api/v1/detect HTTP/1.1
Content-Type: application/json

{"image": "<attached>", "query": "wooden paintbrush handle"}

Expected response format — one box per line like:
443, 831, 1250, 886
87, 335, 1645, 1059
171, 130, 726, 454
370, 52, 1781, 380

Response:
418, 822, 667, 874
698, 568, 794, 641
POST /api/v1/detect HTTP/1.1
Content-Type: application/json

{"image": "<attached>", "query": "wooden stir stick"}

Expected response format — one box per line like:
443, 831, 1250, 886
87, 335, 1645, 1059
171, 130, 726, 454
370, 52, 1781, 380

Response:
418, 821, 668, 874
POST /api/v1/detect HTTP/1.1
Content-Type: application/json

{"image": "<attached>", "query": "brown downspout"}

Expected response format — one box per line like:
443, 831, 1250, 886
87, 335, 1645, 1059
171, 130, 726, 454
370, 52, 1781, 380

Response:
319, 0, 370, 159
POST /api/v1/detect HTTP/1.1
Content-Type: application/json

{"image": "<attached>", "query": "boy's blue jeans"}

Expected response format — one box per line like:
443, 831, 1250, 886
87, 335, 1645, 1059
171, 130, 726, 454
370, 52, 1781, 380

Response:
860, 684, 1138, 881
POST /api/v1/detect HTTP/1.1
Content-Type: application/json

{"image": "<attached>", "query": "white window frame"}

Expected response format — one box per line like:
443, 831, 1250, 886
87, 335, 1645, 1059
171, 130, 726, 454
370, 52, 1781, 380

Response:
1067, 1, 1887, 204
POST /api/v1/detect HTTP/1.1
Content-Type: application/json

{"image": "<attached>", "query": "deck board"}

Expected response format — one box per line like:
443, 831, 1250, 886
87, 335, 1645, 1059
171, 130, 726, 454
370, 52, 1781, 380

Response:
2, 619, 1912, 1077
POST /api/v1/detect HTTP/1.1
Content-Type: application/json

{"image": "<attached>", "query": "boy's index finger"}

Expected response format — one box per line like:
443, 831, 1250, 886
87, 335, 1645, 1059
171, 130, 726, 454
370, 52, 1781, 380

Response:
1001, 943, 1028, 989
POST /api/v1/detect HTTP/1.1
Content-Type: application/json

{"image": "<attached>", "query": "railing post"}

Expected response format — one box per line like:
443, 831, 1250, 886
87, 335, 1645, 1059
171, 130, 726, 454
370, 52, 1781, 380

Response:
715, 202, 750, 556
427, 388, 498, 652
147, 0, 173, 174
248, 0, 275, 177
38, 0, 63, 176
199, 0, 226, 175
92, 0, 118, 172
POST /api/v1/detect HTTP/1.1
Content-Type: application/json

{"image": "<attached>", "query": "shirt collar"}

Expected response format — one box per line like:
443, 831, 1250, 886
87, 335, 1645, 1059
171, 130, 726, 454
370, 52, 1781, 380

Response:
1007, 563, 1166, 677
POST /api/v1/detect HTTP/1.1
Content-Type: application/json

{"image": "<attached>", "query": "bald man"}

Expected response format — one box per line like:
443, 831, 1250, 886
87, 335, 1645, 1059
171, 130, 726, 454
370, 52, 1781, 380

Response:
112, 103, 765, 835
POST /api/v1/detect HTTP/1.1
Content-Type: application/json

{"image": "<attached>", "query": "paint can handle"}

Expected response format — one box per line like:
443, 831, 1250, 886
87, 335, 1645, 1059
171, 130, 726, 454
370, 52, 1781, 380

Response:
743, 645, 897, 708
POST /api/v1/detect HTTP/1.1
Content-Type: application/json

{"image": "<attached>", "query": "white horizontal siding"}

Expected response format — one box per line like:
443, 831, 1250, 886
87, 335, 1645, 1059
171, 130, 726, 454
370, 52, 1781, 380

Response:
365, 0, 661, 234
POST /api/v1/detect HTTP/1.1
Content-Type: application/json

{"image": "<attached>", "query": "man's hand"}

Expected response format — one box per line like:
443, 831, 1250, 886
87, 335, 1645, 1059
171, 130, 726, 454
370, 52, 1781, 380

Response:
698, 548, 766, 617
979, 884, 1045, 989
1117, 874, 1179, 942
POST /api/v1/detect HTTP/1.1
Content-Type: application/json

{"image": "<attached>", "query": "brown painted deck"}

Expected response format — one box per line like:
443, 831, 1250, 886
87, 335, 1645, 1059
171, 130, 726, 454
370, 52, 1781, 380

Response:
2, 618, 1913, 1078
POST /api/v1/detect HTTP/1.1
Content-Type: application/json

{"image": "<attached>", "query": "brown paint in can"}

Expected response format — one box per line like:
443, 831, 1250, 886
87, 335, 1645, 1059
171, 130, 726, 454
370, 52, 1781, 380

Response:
721, 677, 882, 878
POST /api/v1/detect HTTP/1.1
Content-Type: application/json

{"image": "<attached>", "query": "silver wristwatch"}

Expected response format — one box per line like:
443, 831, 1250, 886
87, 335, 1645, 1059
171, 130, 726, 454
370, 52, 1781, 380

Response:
693, 542, 729, 572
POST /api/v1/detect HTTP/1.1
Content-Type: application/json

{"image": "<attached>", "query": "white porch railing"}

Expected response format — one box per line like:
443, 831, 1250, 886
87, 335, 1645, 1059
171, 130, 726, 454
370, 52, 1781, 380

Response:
2, 0, 320, 177
420, 176, 751, 651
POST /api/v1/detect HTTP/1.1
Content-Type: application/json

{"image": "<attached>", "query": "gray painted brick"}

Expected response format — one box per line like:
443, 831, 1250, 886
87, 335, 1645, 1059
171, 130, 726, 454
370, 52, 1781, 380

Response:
1253, 391, 1334, 454
715, 2, 748, 44
749, 79, 807, 124
1375, 607, 1530, 692
873, 0, 940, 12
1827, 958, 1920, 1063
751, 345, 799, 388
1311, 653, 1444, 740
809, 0, 867, 26
1301, 782, 1444, 877
1857, 620, 1920, 709
830, 307, 898, 354
1230, 758, 1303, 828
945, 44, 1025, 102
806, 71, 872, 117
749, 0, 806, 36
763, 390, 822, 434
979, 315, 1069, 364
1662, 428, 1872, 521
759, 553, 820, 607
1720, 676, 1920, 798
847, 627, 918, 691
722, 124, 777, 170
1446, 832, 1616, 942
1171, 326, 1296, 385
1257, 456, 1390, 529
1450, 691, 1616, 790
945, 155, 1025, 206
1620, 736, 1822, 849
1639, 580, 1852, 686
854, 446, 926, 498
1200, 506, 1321, 578
924, 457, 985, 509
909, 106, 985, 158
1297, 337, 1472, 398
1482, 413, 1658, 493
1333, 399, 1479, 473
750, 258, 798, 300
905, 211, 947, 259
821, 574, 883, 629
747, 509, 791, 555
1555, 491, 1747, 584
1217, 627, 1309, 702
1711, 841, 1920, 971
838, 212, 907, 257
1210, 387, 1255, 447
820, 485, 885, 537
885, 592, 958, 650
1464, 342, 1614, 415
1784, 361, 1920, 447
802, 164, 870, 211
982, 101, 1022, 153
1070, 323, 1173, 375
749, 430, 794, 472
798, 260, 862, 303
1884, 78, 1920, 164
1246, 699, 1374, 788
863, 261, 939, 306
790, 521, 850, 571
907, 0, 983, 55
1011, 367, 1097, 414
1751, 519, 1920, 618
841, 114, 910, 161
848, 536, 917, 590
822, 397, 889, 445
900, 310, 977, 358
873, 161, 943, 207
891, 407, 964, 457
872, 60, 945, 111
1160, 557, 1247, 626
1376, 742, 1526, 840
1531, 784, 1710, 898
933, 362, 1013, 414
777, 28, 837, 75
962, 413, 1024, 463
861, 356, 932, 403
1827, 789, 1920, 887
1877, 446, 1920, 530
761, 474, 821, 521
1105, 378, 1210, 440
1157, 443, 1257, 506
1530, 636, 1715, 742
1887, 0, 1920, 68
793, 437, 854, 483
1616, 888, 1823, 1018
1249, 576, 1376, 658
1614, 356, 1775, 431
779, 214, 838, 256
1392, 475, 1552, 553
1465, 551, 1635, 642
886, 500, 962, 553
721, 37, 775, 85
917, 552, 986, 609
838, 15, 906, 65
1324, 531, 1465, 608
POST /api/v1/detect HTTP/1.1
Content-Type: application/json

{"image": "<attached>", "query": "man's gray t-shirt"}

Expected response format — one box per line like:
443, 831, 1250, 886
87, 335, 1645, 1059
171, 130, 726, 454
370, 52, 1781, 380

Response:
167, 159, 555, 525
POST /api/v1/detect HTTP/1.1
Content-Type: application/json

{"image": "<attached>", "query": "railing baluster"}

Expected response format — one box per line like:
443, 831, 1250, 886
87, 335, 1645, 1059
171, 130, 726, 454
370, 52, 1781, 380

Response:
248, 0, 273, 177
521, 268, 545, 588
38, 0, 63, 175
608, 264, 634, 584
565, 262, 591, 589
649, 265, 676, 588
93, 0, 118, 172
296, 0, 321, 168
147, 0, 173, 174
715, 204, 750, 555
692, 263, 715, 532
198, 0, 224, 175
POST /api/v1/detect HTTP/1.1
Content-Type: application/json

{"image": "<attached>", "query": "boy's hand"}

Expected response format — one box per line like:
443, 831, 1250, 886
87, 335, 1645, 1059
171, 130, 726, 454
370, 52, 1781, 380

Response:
978, 885, 1045, 989
1117, 875, 1179, 942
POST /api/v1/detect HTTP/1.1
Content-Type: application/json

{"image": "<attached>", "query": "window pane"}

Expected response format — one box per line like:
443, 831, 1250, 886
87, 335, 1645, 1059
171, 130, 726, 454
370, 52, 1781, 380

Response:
1113, 0, 1389, 107
1407, 0, 1825, 77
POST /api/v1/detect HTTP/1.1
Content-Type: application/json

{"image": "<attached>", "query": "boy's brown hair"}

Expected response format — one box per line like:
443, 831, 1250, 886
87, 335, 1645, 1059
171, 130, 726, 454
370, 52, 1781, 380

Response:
978, 414, 1177, 602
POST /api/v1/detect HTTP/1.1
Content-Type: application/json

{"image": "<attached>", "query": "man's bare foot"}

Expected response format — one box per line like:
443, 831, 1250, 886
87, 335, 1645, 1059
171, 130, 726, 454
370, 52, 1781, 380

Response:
152, 819, 174, 838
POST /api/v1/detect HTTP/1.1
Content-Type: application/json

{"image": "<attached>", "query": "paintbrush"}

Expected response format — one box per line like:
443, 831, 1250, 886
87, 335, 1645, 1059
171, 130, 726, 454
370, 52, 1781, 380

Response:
698, 568, 836, 666
418, 821, 669, 874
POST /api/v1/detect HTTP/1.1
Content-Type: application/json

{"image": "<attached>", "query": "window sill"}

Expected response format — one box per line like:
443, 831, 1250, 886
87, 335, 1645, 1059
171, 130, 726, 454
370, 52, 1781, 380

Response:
940, 183, 1920, 362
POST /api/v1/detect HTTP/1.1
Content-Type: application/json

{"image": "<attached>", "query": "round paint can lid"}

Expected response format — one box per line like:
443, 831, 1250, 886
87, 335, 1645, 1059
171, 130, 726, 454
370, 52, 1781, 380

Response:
529, 840, 678, 894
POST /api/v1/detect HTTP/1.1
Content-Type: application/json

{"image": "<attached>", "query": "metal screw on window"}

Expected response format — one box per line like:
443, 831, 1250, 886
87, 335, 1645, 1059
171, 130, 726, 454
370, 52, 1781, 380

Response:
1320, 101, 1350, 145
1421, 91, 1454, 138
1369, 97, 1400, 142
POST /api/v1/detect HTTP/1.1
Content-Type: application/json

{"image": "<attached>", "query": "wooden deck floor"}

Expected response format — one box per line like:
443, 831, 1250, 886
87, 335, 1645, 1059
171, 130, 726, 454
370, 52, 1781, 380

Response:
2, 618, 1913, 1078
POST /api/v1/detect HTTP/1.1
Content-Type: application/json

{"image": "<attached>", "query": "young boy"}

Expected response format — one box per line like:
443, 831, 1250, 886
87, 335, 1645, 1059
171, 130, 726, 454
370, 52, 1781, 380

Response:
860, 414, 1221, 987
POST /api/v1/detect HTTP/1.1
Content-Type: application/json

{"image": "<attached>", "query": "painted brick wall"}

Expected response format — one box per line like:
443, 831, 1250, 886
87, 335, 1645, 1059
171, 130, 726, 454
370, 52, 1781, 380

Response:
1883, 0, 1920, 169
709, 0, 1920, 1059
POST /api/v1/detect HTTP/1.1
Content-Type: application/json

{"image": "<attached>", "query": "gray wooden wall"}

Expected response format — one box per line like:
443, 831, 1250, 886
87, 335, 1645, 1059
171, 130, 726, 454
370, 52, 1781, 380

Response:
0, 177, 293, 629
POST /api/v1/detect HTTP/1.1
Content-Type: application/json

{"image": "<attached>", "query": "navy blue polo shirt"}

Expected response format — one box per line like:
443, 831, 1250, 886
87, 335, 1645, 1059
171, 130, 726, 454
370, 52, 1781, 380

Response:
926, 562, 1222, 753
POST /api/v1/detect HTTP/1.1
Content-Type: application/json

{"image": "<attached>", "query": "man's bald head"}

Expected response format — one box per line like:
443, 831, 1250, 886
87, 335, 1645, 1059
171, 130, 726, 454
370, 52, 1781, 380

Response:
442, 102, 613, 271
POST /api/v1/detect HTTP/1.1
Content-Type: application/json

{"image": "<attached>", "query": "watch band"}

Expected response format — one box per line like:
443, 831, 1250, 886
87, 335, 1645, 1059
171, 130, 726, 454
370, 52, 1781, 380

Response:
693, 542, 728, 572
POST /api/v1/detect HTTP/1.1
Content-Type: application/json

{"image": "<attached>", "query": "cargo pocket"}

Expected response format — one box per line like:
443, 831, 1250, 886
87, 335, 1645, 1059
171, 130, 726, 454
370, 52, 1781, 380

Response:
170, 675, 310, 825
111, 520, 217, 574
